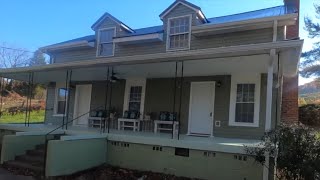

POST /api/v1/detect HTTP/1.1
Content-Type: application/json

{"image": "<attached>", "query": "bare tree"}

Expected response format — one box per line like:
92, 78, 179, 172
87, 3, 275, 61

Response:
0, 43, 31, 68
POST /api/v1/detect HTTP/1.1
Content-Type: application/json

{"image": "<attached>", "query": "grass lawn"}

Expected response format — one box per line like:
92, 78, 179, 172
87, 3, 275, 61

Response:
0, 110, 45, 124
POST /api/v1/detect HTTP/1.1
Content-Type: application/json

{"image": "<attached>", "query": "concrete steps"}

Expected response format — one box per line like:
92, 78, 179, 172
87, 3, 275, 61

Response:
4, 143, 46, 174
3, 134, 63, 176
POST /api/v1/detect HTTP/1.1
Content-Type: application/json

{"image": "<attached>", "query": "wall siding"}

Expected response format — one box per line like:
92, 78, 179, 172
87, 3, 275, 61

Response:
44, 83, 75, 126
45, 74, 275, 139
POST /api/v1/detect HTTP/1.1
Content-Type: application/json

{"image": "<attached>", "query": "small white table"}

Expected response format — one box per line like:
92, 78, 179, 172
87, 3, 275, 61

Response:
154, 120, 179, 134
118, 118, 140, 131
88, 117, 106, 129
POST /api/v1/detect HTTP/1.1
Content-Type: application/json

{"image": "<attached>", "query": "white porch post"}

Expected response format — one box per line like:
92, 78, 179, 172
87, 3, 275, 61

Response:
263, 49, 276, 180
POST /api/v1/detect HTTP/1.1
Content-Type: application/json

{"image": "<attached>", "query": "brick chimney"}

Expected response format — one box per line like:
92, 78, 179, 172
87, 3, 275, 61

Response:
284, 0, 300, 39
281, 0, 300, 124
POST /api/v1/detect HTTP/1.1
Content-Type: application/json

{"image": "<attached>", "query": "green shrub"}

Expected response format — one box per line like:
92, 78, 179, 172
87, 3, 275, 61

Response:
299, 104, 320, 127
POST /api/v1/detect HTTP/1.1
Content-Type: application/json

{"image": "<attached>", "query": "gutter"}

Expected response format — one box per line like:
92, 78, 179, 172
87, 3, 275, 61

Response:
0, 40, 304, 74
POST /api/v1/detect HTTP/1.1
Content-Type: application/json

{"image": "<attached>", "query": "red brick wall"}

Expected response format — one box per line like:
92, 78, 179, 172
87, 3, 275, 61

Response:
281, 0, 300, 124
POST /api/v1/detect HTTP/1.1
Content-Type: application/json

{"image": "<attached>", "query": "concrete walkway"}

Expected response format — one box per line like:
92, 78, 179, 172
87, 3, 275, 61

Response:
0, 168, 34, 180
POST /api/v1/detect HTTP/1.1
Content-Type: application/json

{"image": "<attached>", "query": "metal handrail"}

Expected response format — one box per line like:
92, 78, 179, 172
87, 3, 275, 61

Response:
43, 105, 105, 177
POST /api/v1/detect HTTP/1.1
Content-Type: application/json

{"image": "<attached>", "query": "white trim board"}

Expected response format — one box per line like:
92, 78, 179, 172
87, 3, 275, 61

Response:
123, 78, 146, 119
166, 14, 192, 52
228, 74, 261, 127
53, 82, 69, 117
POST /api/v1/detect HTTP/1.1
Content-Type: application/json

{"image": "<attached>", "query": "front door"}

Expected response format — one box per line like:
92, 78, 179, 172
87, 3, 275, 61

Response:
73, 84, 92, 126
188, 82, 215, 136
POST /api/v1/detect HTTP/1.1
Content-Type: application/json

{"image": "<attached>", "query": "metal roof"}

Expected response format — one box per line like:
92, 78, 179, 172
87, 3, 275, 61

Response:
43, 5, 297, 50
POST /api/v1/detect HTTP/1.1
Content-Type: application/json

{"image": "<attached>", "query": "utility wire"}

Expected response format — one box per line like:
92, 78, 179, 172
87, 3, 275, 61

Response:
0, 46, 35, 53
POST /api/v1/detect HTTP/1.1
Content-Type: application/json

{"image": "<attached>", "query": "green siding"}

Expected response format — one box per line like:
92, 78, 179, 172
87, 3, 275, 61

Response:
44, 83, 75, 126
45, 73, 275, 139
45, 138, 107, 177
90, 80, 125, 113
145, 75, 273, 139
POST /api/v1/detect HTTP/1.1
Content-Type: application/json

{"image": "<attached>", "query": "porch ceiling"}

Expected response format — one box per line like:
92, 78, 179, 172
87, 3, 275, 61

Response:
0, 54, 272, 83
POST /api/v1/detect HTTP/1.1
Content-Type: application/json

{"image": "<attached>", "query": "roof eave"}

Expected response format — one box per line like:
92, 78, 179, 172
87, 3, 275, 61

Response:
2, 40, 303, 75
91, 13, 135, 33
39, 41, 94, 53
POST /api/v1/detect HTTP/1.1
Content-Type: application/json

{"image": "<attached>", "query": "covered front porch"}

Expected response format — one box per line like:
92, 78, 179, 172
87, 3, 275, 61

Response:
2, 53, 278, 139
0, 40, 302, 179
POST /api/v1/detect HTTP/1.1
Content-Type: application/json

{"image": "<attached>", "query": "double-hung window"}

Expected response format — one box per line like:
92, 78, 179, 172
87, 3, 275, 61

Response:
128, 86, 142, 112
54, 84, 69, 116
229, 75, 260, 127
167, 15, 191, 51
97, 28, 115, 57
235, 84, 255, 123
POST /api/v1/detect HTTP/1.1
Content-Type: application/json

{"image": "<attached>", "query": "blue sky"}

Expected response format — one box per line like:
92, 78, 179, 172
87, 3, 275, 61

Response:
0, 0, 317, 84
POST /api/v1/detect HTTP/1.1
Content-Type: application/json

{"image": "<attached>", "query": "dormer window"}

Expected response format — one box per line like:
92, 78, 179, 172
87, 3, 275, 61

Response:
97, 27, 115, 57
167, 15, 191, 51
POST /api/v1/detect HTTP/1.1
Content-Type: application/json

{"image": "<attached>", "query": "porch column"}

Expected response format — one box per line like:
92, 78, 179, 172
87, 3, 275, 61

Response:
103, 66, 110, 133
265, 50, 275, 131
61, 70, 70, 129
27, 72, 34, 127
65, 70, 73, 130
263, 49, 276, 180
0, 77, 3, 116
24, 73, 31, 127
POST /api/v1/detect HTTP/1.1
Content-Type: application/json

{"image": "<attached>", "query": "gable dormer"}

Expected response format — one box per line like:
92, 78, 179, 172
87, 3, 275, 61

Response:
91, 13, 134, 57
160, 0, 207, 51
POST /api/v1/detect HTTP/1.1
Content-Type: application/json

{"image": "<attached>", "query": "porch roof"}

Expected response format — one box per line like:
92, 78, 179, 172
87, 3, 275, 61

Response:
0, 40, 303, 83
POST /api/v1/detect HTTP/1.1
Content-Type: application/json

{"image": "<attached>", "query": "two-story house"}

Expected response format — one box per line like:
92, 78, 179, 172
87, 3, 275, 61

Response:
0, 0, 302, 179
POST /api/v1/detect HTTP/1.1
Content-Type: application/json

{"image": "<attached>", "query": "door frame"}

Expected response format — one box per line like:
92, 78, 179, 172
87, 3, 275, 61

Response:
187, 81, 215, 137
73, 84, 92, 126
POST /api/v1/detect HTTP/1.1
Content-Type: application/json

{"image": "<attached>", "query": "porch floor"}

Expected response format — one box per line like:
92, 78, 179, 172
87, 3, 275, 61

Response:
0, 123, 262, 154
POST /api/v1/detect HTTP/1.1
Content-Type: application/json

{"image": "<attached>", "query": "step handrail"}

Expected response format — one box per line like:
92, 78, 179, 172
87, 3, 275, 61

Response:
45, 105, 104, 136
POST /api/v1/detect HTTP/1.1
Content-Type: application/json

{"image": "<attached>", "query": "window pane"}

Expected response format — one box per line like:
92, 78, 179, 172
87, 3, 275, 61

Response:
235, 103, 254, 123
100, 29, 114, 43
169, 17, 189, 35
57, 101, 66, 114
58, 88, 68, 101
99, 43, 113, 56
169, 34, 189, 49
236, 84, 255, 103
128, 86, 142, 112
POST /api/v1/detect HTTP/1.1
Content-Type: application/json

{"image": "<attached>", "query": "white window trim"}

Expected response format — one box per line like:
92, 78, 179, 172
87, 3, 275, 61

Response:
53, 82, 69, 117
166, 14, 192, 52
228, 74, 261, 127
96, 27, 116, 57
123, 78, 146, 120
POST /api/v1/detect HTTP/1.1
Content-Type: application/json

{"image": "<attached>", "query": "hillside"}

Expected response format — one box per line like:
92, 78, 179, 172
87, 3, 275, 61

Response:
299, 79, 320, 105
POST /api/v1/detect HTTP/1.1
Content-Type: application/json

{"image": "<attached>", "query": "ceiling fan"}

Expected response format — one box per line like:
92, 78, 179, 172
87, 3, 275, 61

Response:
109, 69, 119, 83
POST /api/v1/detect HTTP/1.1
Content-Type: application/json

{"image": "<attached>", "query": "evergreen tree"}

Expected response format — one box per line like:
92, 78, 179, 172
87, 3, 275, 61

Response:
301, 4, 320, 77
29, 50, 46, 66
